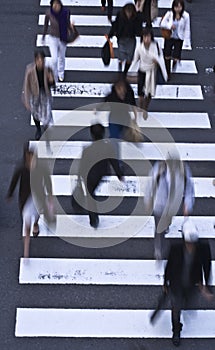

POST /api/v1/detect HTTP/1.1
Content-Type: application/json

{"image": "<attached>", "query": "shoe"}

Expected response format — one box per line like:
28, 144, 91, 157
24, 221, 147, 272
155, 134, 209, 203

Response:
143, 110, 148, 120
172, 60, 177, 72
172, 323, 183, 347
35, 129, 42, 140
90, 217, 99, 229
33, 223, 40, 238
58, 77, 64, 82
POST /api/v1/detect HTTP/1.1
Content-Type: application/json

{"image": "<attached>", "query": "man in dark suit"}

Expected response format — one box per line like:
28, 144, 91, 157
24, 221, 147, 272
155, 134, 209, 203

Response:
164, 219, 213, 346
79, 123, 124, 228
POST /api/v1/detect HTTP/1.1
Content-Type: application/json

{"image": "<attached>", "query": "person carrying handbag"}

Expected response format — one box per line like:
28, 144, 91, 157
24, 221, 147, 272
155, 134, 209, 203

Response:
160, 0, 191, 80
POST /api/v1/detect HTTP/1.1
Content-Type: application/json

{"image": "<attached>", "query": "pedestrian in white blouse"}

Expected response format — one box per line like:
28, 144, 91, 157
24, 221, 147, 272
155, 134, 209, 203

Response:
160, 0, 191, 79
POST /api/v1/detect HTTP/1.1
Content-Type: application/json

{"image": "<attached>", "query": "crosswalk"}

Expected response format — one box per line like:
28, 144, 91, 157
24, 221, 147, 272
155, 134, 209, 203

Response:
16, 0, 215, 346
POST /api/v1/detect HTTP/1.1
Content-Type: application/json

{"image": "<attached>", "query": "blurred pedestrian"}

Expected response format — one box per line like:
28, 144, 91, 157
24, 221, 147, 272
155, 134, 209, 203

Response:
164, 219, 213, 346
160, 0, 191, 79
6, 145, 53, 258
105, 79, 137, 140
43, 0, 71, 82
108, 3, 141, 75
130, 27, 167, 119
144, 158, 194, 260
79, 123, 124, 228
101, 0, 113, 22
22, 49, 55, 141
134, 0, 158, 28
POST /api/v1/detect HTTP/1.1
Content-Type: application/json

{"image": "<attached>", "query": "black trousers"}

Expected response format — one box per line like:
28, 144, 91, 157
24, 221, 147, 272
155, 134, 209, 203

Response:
101, 0, 113, 17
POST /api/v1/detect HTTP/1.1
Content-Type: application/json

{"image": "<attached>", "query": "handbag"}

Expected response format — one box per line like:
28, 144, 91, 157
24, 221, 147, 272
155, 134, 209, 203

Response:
101, 35, 114, 66
124, 119, 144, 143
71, 176, 87, 211
67, 24, 79, 44
160, 28, 172, 40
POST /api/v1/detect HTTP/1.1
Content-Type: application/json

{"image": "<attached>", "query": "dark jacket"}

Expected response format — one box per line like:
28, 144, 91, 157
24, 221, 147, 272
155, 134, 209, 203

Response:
108, 11, 141, 39
164, 241, 212, 293
7, 158, 52, 213
105, 82, 136, 126
79, 139, 123, 193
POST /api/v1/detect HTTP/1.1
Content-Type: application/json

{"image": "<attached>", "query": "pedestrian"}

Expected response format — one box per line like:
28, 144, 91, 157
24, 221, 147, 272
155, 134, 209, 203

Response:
144, 158, 194, 260
134, 0, 158, 28
163, 219, 213, 346
108, 3, 141, 75
160, 0, 191, 79
105, 79, 137, 140
6, 145, 53, 258
130, 27, 167, 119
78, 123, 124, 228
42, 0, 71, 82
22, 49, 55, 141
101, 0, 113, 23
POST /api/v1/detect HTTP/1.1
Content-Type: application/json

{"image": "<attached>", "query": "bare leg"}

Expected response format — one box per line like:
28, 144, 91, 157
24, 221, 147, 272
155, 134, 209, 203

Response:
24, 225, 31, 258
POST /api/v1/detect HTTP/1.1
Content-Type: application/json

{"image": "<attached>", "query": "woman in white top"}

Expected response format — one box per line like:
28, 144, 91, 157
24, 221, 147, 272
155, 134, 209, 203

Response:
160, 0, 191, 79
130, 28, 167, 119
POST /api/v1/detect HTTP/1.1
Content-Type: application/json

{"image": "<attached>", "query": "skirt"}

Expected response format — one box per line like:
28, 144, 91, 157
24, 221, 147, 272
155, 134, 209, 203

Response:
118, 37, 136, 62
30, 90, 53, 126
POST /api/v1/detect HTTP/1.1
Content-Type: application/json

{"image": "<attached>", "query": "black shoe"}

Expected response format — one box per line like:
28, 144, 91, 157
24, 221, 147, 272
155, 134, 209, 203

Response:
172, 333, 180, 346
35, 129, 42, 140
90, 217, 99, 229
172, 323, 183, 346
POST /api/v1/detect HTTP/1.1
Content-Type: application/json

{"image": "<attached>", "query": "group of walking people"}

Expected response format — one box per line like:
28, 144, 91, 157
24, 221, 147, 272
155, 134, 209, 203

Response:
6, 0, 212, 346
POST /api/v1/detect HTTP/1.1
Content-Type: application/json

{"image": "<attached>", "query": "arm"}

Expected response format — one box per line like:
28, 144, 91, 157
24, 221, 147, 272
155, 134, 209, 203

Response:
183, 165, 195, 215
183, 12, 191, 47
160, 11, 172, 30
7, 166, 22, 199
43, 12, 50, 39
108, 12, 119, 38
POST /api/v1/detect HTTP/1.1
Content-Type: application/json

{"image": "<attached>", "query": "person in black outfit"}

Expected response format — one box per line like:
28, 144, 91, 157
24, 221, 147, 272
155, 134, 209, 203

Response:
108, 3, 141, 75
79, 123, 124, 228
101, 0, 113, 22
164, 219, 213, 346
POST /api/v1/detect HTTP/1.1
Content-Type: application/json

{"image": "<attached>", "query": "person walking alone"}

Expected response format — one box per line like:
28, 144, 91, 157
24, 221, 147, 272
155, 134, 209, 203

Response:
43, 0, 72, 82
22, 49, 55, 141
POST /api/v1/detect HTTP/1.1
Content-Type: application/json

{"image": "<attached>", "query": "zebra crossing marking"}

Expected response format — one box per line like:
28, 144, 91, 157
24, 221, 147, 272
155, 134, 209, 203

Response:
40, 0, 173, 8
19, 258, 215, 285
45, 57, 198, 74
29, 141, 215, 160
51, 82, 202, 99
38, 15, 166, 28
50, 175, 215, 197
37, 34, 192, 50
27, 215, 215, 238
15, 308, 215, 338
31, 111, 211, 128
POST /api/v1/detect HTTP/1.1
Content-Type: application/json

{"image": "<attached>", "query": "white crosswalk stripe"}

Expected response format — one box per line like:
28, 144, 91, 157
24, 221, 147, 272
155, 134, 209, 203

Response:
37, 34, 192, 50
15, 0, 215, 345
15, 308, 215, 338
31, 111, 211, 128
29, 141, 215, 160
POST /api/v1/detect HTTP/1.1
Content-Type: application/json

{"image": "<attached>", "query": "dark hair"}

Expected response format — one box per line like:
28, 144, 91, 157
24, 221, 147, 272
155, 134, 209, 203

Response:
122, 3, 137, 19
34, 49, 45, 60
50, 0, 63, 7
140, 27, 154, 42
90, 123, 105, 140
172, 0, 185, 19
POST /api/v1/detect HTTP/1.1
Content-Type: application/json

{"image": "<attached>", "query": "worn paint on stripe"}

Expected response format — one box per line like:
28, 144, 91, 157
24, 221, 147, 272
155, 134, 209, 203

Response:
15, 308, 215, 337
50, 82, 202, 99
19, 258, 215, 285
45, 57, 197, 74
29, 141, 215, 161
31, 111, 210, 128
37, 35, 192, 50
50, 175, 215, 197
